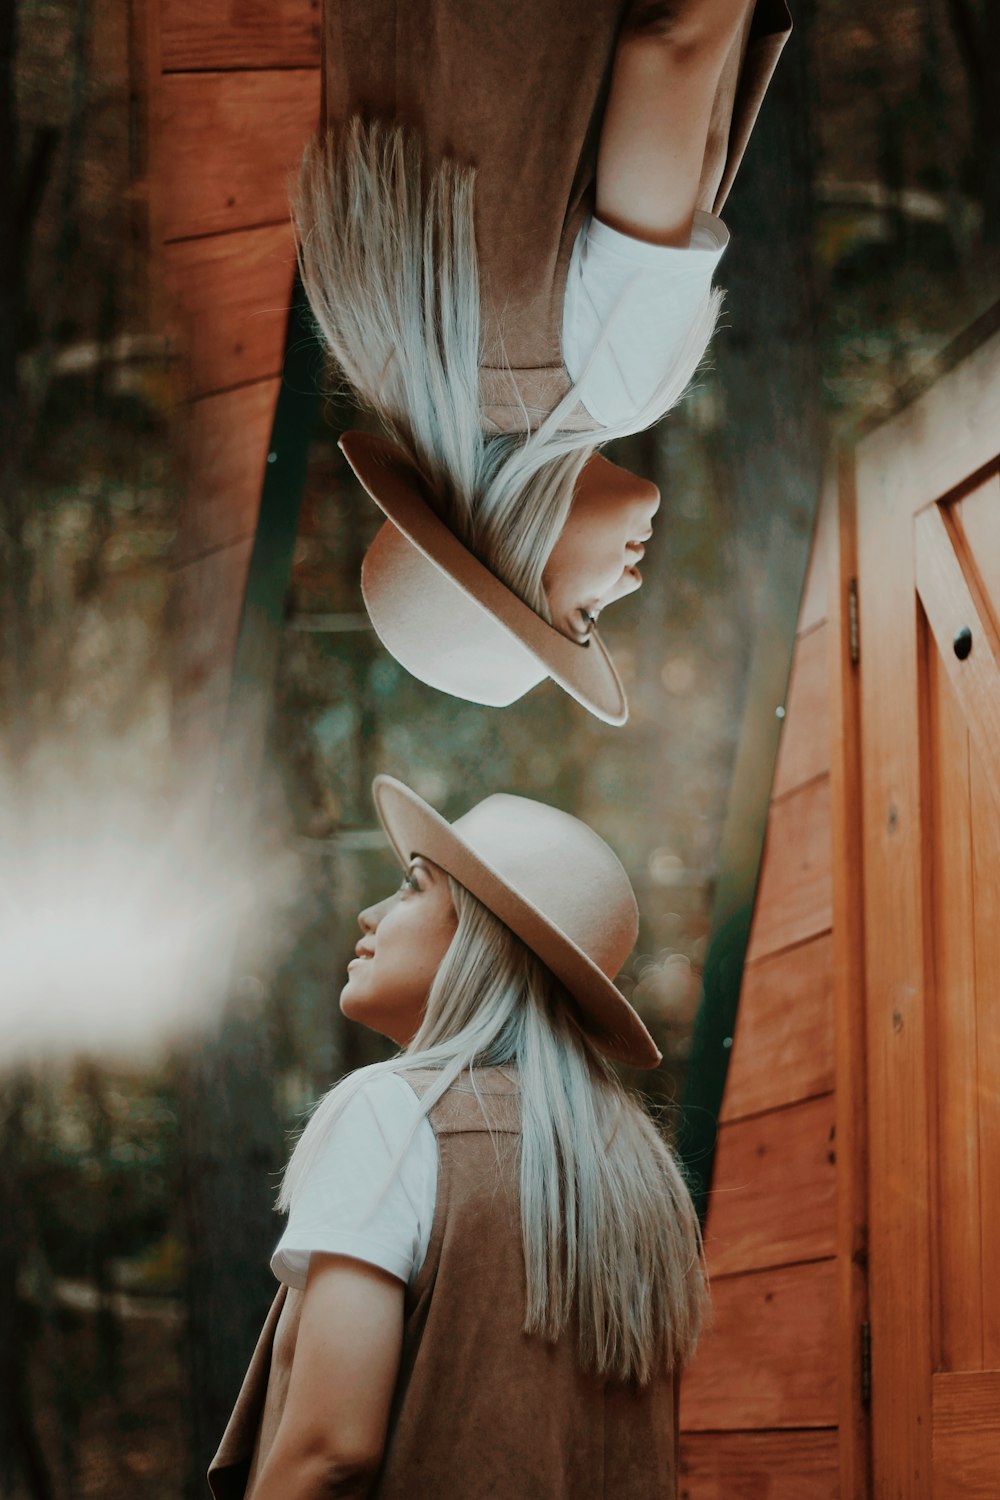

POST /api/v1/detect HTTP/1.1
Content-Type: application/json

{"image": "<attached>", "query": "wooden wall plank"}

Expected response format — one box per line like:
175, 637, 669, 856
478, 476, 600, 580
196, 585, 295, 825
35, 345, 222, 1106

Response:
722, 934, 834, 1122
680, 1260, 837, 1430
772, 622, 830, 799
175, 380, 280, 564
915, 502, 1000, 816
705, 1094, 836, 1276
856, 391, 936, 1500
160, 71, 319, 242
161, 0, 321, 71
927, 646, 983, 1371
679, 1429, 838, 1500
953, 474, 1000, 632
932, 1371, 1000, 1500
164, 224, 294, 399
971, 745, 1000, 1368
827, 451, 872, 1500
797, 512, 829, 635
745, 776, 833, 963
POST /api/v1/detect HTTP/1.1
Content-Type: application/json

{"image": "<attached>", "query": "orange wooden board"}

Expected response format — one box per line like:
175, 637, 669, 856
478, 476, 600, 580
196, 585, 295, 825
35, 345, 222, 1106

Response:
164, 224, 295, 399
772, 622, 830, 799
161, 0, 321, 71
972, 742, 1000, 1369
705, 1094, 836, 1276
827, 452, 871, 1499
678, 1429, 838, 1500
797, 496, 830, 635
174, 380, 281, 564
745, 776, 833, 963
932, 1371, 1000, 1500
160, 70, 319, 242
680, 1259, 837, 1430
926, 642, 983, 1372
723, 933, 834, 1122
915, 501, 1000, 816
953, 474, 1000, 634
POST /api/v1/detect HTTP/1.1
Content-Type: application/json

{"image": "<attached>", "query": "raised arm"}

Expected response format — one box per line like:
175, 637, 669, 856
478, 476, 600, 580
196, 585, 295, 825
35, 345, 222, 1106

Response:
596, 0, 755, 245
247, 1254, 404, 1500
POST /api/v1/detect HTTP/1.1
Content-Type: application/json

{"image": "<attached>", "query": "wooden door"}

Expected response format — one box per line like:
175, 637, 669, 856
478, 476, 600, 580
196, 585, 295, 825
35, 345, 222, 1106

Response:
855, 315, 1000, 1499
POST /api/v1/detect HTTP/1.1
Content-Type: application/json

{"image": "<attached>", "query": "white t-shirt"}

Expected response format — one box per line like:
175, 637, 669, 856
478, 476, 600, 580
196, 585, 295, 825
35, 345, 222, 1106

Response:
271, 1069, 438, 1290
562, 209, 729, 428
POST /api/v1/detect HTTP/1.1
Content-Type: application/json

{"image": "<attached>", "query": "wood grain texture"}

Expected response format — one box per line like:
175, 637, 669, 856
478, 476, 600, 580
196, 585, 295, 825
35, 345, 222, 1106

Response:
160, 70, 319, 241
915, 500, 1000, 816
175, 380, 280, 563
772, 622, 830, 800
164, 224, 294, 399
797, 507, 830, 635
704, 1094, 836, 1276
856, 450, 934, 1499
678, 1429, 838, 1500
161, 0, 321, 71
926, 644, 983, 1371
680, 1260, 837, 1430
721, 933, 834, 1122
827, 451, 871, 1499
745, 776, 833, 963
953, 474, 1000, 633
931, 1371, 1000, 1499
971, 743, 1000, 1369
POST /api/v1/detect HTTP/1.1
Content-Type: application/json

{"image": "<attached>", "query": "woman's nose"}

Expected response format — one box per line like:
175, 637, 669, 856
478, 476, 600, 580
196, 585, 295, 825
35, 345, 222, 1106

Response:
358, 895, 392, 933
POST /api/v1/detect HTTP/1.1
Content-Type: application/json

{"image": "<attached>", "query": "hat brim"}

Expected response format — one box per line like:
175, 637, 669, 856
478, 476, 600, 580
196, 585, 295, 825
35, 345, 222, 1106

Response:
341, 432, 629, 726
372, 775, 661, 1070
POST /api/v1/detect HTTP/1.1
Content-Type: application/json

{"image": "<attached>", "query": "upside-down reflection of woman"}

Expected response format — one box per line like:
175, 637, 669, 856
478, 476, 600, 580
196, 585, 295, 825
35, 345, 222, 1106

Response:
209, 776, 706, 1499
295, 0, 791, 720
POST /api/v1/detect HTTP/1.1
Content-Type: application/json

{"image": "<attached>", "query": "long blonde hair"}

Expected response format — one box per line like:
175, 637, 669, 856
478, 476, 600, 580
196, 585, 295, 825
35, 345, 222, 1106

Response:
278, 875, 707, 1384
293, 117, 722, 617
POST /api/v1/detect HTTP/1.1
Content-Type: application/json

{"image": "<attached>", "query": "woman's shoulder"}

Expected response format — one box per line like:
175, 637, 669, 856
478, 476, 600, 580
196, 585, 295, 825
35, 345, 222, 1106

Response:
341, 1064, 431, 1125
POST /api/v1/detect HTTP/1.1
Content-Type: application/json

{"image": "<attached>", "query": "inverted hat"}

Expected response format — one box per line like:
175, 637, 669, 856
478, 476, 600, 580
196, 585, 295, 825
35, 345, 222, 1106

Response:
372, 774, 660, 1070
341, 432, 628, 725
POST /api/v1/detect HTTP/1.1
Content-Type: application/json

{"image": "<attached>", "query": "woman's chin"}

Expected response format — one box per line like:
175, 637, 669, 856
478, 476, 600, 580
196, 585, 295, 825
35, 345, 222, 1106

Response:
339, 980, 365, 1019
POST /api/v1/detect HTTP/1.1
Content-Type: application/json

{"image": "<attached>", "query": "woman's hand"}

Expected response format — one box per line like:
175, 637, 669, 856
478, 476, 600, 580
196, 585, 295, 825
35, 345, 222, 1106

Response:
596, 0, 755, 245
247, 1254, 405, 1500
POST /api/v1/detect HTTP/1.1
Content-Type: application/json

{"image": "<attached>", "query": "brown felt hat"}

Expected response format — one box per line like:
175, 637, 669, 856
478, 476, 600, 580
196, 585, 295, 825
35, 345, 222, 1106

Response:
372, 774, 660, 1070
341, 432, 628, 726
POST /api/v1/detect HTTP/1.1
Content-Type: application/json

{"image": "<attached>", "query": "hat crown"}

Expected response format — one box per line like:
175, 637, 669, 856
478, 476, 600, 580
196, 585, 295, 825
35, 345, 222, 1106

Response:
450, 794, 638, 980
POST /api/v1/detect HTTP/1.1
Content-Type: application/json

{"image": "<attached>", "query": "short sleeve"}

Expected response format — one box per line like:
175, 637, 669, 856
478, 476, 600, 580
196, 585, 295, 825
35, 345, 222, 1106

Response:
562, 210, 729, 429
271, 1071, 439, 1290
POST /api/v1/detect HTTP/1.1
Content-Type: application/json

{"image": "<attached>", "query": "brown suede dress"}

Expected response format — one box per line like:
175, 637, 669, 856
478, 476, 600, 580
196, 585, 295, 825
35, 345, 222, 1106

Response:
321, 0, 792, 432
209, 1069, 691, 1499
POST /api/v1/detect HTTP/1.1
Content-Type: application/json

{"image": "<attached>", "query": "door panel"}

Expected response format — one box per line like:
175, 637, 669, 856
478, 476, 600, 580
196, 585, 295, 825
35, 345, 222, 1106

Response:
925, 636, 983, 1372
856, 319, 1000, 1497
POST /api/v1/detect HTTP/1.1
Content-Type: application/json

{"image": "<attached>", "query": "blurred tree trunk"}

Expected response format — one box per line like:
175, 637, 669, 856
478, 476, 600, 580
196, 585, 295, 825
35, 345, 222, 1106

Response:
176, 1003, 286, 1495
945, 0, 1000, 249
712, 0, 823, 550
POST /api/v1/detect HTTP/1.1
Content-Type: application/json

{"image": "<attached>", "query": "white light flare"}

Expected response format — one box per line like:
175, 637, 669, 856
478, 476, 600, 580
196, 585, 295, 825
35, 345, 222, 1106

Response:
0, 770, 303, 1066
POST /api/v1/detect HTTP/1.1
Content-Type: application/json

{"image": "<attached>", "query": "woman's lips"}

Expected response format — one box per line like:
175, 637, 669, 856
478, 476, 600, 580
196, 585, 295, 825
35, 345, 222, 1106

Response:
626, 540, 646, 560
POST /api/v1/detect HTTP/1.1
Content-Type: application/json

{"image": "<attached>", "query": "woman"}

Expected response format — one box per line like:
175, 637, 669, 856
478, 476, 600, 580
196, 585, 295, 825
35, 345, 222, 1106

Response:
296, 0, 792, 720
209, 775, 706, 1498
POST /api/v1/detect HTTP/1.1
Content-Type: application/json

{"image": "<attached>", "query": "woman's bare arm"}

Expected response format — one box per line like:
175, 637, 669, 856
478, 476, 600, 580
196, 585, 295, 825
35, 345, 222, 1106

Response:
247, 1254, 405, 1500
596, 0, 755, 245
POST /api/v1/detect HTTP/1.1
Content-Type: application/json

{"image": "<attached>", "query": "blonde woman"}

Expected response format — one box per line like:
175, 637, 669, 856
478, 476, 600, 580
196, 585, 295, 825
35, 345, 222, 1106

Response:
209, 775, 705, 1499
296, 0, 792, 722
